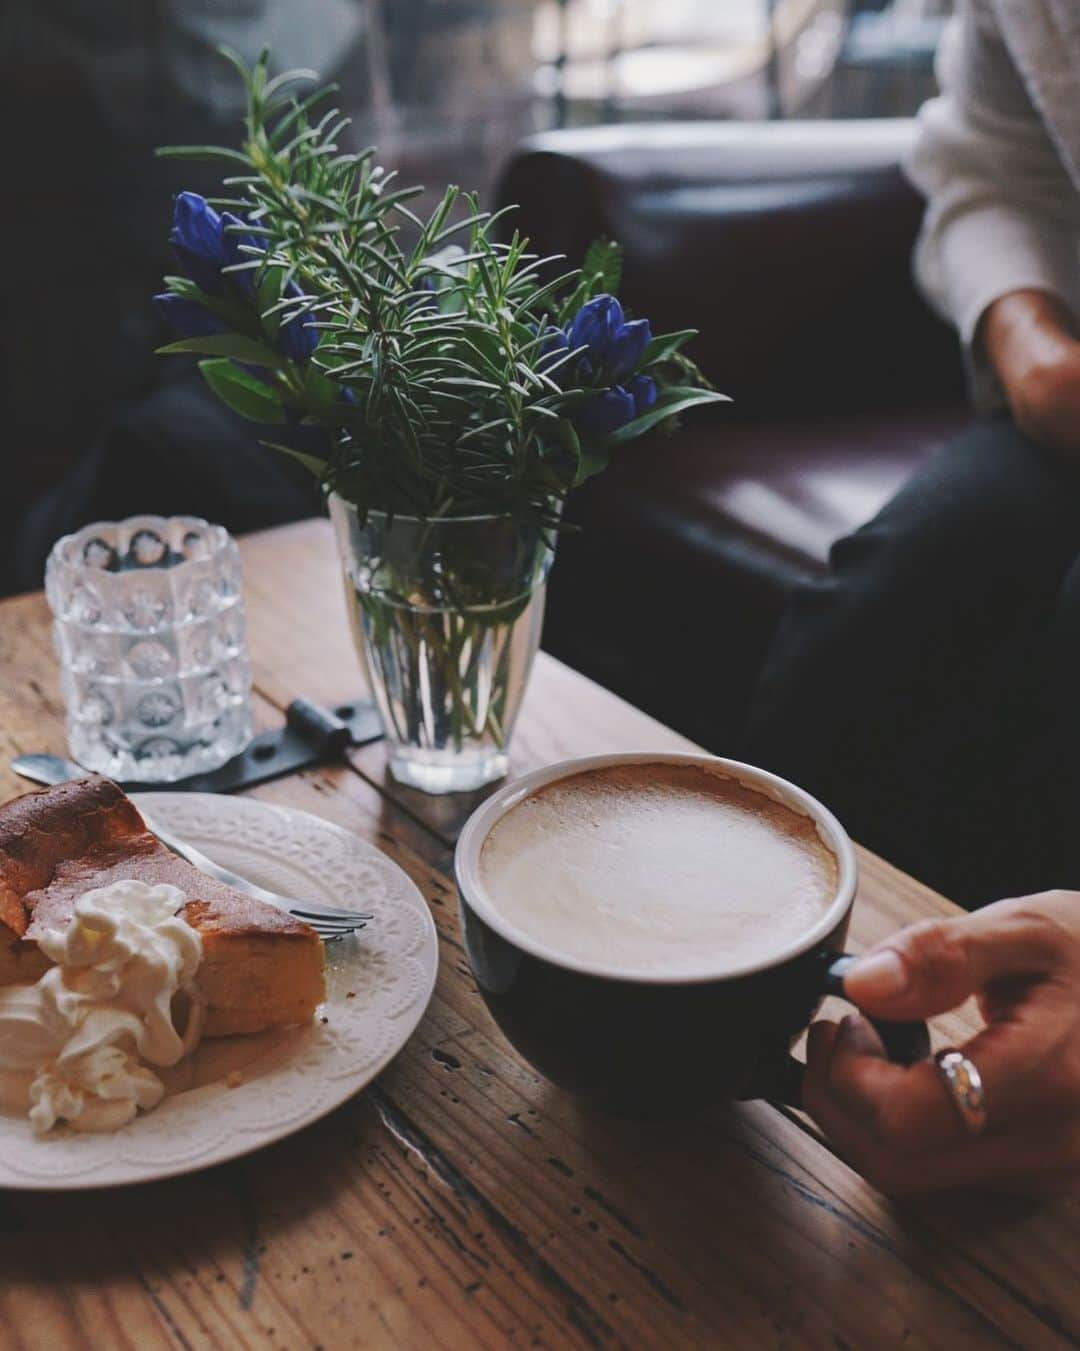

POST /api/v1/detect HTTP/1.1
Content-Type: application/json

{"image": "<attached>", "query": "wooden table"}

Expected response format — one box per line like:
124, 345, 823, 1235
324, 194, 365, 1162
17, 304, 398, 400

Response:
1, 519, 1078, 1350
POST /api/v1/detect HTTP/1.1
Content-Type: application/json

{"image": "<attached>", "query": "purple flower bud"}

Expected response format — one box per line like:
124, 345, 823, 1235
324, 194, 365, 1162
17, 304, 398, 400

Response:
169, 193, 229, 295
629, 373, 657, 415
568, 295, 624, 366
163, 192, 317, 365
169, 193, 264, 299
573, 384, 637, 437
607, 318, 652, 383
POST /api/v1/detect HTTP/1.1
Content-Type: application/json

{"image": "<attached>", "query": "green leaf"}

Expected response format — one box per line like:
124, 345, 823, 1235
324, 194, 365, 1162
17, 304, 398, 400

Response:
300, 364, 348, 412
550, 418, 585, 485
216, 43, 256, 92
198, 359, 286, 423
259, 441, 328, 477
581, 238, 623, 297
161, 278, 264, 340
267, 84, 340, 148
603, 388, 731, 446
154, 145, 250, 164
576, 447, 610, 484
160, 275, 207, 304
156, 334, 282, 367
254, 267, 283, 327
262, 67, 320, 104
642, 329, 697, 368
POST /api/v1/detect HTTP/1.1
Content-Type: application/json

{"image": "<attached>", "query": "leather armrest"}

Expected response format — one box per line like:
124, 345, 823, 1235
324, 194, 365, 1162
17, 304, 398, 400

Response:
498, 120, 963, 413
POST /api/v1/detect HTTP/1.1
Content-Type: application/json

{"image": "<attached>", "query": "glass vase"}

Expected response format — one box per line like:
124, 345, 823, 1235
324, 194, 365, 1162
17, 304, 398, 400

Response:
329, 495, 555, 794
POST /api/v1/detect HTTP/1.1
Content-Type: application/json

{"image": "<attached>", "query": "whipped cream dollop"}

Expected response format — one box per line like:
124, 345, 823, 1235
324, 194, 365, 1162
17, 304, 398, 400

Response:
0, 880, 203, 1134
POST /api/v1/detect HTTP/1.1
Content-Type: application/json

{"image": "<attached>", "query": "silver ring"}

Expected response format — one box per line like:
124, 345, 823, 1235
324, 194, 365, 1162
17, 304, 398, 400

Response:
935, 1048, 987, 1136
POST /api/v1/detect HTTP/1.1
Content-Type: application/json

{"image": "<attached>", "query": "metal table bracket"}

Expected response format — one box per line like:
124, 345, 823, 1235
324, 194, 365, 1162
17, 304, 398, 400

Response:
126, 696, 383, 794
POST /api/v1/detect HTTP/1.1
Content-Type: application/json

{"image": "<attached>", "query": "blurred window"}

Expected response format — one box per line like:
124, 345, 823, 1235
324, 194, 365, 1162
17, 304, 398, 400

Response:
534, 0, 951, 122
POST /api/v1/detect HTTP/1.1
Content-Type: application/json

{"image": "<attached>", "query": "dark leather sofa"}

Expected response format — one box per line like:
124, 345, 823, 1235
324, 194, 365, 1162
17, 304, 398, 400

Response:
499, 119, 969, 752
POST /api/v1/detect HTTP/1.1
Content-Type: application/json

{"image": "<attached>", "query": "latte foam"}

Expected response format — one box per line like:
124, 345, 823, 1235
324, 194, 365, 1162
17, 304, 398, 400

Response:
478, 763, 839, 976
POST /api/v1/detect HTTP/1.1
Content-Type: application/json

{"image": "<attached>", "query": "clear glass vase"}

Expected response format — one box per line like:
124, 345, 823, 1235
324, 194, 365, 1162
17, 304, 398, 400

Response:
329, 495, 555, 794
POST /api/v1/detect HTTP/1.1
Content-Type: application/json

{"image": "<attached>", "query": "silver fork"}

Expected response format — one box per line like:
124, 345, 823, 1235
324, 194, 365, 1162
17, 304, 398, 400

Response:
142, 809, 373, 942
10, 755, 373, 943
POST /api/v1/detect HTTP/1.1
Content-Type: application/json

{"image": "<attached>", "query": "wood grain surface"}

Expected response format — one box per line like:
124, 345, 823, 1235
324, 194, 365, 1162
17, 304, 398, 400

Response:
0, 518, 1077, 1351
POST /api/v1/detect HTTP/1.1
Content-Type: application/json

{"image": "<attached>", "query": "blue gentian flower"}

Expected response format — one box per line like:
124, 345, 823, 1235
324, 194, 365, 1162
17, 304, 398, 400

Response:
574, 385, 637, 436
152, 293, 229, 340
169, 193, 259, 295
607, 318, 652, 383
629, 373, 657, 416
563, 294, 655, 433
169, 192, 229, 296
165, 191, 316, 363
568, 295, 624, 371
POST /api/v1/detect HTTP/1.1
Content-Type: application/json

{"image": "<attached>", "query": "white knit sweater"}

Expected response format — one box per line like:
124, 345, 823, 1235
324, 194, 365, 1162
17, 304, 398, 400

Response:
906, 0, 1080, 410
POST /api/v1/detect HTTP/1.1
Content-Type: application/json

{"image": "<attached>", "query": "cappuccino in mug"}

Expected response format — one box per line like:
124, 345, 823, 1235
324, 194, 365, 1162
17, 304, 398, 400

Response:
478, 762, 838, 977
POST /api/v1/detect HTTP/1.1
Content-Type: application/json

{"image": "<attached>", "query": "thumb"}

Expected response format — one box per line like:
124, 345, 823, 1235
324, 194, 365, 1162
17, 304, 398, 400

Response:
843, 897, 1065, 1021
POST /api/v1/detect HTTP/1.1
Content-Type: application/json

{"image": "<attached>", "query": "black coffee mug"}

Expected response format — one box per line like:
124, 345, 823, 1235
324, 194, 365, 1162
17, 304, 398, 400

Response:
455, 753, 929, 1119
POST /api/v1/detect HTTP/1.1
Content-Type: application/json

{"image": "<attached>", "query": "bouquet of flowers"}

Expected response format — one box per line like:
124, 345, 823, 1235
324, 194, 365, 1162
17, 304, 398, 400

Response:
154, 49, 727, 526
153, 48, 728, 792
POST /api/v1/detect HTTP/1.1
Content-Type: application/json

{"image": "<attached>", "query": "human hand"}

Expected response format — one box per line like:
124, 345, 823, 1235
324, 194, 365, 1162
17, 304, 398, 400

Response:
982, 290, 1080, 451
804, 891, 1080, 1196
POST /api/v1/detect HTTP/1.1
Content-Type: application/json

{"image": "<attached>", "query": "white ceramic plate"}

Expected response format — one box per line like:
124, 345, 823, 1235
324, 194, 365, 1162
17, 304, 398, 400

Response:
0, 792, 438, 1189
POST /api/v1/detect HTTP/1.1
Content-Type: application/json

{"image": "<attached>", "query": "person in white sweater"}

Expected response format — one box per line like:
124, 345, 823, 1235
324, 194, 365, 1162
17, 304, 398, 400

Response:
748, 0, 1080, 909
909, 0, 1080, 437
751, 1, 1080, 1195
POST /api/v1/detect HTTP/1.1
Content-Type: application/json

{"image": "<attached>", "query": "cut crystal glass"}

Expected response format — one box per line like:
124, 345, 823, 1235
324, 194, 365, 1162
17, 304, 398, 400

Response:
46, 515, 254, 782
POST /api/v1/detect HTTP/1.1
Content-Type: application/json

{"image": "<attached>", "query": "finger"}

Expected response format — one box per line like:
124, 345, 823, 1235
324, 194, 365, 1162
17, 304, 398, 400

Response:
806, 1099, 1080, 1197
804, 1017, 844, 1093
811, 1015, 967, 1149
804, 1016, 883, 1125
960, 993, 1080, 1125
815, 996, 1080, 1148
805, 1044, 1080, 1195
842, 895, 1068, 1021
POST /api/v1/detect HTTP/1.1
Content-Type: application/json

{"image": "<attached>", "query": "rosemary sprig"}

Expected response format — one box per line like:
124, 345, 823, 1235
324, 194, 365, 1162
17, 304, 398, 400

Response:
155, 48, 729, 526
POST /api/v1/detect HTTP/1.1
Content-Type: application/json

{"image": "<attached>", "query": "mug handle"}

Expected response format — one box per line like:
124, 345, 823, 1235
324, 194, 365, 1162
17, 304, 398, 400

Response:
756, 952, 931, 1107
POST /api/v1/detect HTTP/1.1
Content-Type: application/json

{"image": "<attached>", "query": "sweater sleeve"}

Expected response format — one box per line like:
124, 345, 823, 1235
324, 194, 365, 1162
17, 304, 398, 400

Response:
905, 0, 1080, 411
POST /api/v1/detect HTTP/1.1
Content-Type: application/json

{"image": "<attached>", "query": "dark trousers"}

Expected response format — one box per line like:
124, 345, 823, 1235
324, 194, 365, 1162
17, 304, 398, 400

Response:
746, 418, 1080, 908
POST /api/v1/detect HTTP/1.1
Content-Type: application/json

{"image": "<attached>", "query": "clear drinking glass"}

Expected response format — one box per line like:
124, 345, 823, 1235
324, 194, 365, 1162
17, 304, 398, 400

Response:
330, 495, 555, 794
45, 515, 254, 783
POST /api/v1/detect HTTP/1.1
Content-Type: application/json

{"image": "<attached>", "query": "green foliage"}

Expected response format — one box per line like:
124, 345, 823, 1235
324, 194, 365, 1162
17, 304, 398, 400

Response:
156, 48, 728, 525
642, 329, 697, 367
604, 386, 732, 446
198, 360, 286, 423
555, 238, 624, 326
158, 334, 282, 366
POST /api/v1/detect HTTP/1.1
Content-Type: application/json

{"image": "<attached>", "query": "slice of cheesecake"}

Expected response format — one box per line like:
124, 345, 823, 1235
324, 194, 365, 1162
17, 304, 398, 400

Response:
0, 776, 325, 1036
